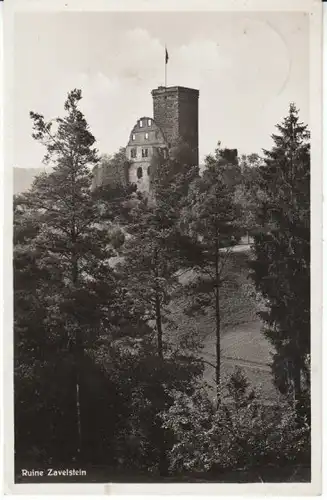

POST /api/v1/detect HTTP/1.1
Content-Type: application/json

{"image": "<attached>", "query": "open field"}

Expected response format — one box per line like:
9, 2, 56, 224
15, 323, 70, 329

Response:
203, 320, 278, 401
170, 248, 277, 401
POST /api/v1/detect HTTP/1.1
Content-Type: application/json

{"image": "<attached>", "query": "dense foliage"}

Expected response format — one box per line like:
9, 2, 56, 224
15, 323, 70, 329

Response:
181, 147, 242, 396
161, 369, 310, 476
249, 104, 310, 419
14, 92, 310, 481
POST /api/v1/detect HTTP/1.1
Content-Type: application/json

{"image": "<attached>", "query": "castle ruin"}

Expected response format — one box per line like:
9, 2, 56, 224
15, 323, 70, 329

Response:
92, 85, 199, 192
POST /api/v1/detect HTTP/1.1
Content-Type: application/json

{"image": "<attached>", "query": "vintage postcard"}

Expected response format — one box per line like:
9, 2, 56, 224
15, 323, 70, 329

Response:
2, 0, 322, 495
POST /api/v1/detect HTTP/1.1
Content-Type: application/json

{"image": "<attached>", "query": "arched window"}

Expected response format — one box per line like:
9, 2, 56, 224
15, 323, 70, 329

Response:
137, 167, 143, 179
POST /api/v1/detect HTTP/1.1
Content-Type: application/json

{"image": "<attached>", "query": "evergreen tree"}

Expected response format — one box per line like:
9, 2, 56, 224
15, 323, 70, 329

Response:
235, 153, 263, 242
182, 146, 242, 399
250, 104, 310, 416
116, 155, 203, 476
14, 89, 144, 463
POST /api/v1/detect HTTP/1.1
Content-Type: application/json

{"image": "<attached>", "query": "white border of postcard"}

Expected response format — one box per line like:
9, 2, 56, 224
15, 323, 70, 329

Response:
2, 0, 323, 495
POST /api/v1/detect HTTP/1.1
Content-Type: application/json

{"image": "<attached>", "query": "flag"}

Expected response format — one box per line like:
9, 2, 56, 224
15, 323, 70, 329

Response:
165, 47, 169, 64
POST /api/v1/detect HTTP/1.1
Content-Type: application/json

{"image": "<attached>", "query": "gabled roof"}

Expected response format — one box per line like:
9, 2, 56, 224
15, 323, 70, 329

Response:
127, 116, 168, 147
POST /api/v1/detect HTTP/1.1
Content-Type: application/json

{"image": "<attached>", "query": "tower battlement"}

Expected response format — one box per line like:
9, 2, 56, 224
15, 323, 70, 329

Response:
151, 86, 199, 166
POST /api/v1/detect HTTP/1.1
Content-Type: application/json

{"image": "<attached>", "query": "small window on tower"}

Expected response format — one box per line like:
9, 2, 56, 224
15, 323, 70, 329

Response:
145, 132, 149, 140
132, 134, 136, 141
142, 148, 148, 158
147, 119, 152, 126
147, 166, 150, 176
131, 148, 137, 159
137, 167, 143, 179
139, 120, 143, 128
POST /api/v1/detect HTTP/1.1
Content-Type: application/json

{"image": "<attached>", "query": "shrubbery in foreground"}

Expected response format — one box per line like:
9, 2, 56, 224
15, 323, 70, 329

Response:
161, 369, 310, 477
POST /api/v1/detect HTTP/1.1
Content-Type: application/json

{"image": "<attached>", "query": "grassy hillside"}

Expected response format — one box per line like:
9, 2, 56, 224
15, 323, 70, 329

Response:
168, 249, 278, 401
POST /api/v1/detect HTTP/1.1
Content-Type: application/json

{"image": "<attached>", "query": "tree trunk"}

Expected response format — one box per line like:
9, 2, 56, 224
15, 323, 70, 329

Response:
291, 330, 305, 424
214, 232, 221, 403
154, 249, 163, 361
74, 337, 84, 460
293, 362, 305, 424
155, 292, 163, 361
293, 368, 301, 400
76, 369, 82, 457
154, 290, 168, 476
153, 251, 167, 476
71, 244, 83, 460
158, 435, 169, 477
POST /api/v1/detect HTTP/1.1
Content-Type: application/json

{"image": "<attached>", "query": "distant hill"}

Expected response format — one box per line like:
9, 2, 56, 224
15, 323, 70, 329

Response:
14, 167, 47, 195
14, 164, 207, 195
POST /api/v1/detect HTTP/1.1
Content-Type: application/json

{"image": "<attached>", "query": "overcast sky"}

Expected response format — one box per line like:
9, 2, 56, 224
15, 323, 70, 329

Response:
13, 11, 309, 168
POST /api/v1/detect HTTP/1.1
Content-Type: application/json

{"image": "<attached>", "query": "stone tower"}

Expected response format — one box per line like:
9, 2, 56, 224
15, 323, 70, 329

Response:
151, 86, 199, 166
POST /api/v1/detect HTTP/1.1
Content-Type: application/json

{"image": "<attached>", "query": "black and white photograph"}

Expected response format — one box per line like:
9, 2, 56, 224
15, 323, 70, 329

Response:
3, 0, 322, 494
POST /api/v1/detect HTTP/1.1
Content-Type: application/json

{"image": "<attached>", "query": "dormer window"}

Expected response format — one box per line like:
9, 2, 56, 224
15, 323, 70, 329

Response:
145, 132, 149, 140
132, 134, 136, 140
147, 119, 152, 126
139, 120, 143, 128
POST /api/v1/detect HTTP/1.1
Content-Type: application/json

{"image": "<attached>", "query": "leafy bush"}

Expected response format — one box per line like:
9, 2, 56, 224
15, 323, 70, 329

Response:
161, 369, 310, 475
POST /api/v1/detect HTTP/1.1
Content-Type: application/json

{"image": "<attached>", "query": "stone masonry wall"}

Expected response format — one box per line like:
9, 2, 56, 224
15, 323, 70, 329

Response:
152, 86, 199, 166
92, 155, 129, 191
178, 89, 199, 166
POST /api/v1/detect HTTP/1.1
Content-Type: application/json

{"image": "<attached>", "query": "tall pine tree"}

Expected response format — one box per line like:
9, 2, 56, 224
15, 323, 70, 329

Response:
250, 104, 310, 416
116, 153, 203, 476
182, 147, 242, 399
14, 89, 144, 463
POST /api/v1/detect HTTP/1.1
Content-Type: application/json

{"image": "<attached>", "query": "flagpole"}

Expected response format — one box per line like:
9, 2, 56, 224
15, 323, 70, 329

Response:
165, 60, 167, 88
165, 46, 167, 88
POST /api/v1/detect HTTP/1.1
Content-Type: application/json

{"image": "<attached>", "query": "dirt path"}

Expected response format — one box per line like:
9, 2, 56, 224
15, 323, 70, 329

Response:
221, 356, 271, 372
